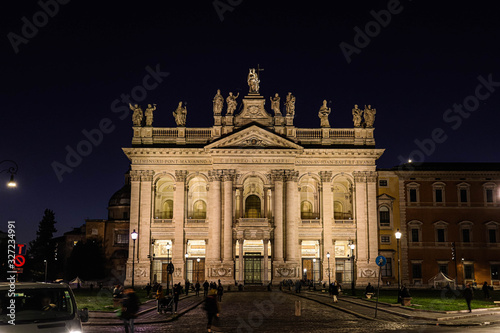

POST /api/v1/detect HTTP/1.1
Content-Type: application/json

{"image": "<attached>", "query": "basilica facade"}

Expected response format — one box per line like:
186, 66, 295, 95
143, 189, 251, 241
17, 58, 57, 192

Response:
123, 69, 384, 287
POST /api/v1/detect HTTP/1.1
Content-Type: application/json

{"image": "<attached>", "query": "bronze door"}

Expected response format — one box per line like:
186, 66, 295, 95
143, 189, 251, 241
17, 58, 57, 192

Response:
244, 256, 262, 284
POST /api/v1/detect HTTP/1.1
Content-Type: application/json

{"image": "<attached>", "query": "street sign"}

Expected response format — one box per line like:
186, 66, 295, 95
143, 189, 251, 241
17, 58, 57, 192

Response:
167, 263, 174, 274
376, 255, 387, 267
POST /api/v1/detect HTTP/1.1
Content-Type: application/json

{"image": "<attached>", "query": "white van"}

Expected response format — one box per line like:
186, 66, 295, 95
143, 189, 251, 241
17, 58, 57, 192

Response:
0, 282, 88, 333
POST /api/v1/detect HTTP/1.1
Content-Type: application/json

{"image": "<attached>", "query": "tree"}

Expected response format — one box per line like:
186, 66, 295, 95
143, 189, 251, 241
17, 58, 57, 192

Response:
66, 239, 106, 281
26, 209, 57, 281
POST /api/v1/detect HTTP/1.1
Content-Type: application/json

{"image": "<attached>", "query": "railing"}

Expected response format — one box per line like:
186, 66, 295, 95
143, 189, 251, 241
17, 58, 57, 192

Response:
334, 219, 355, 224
153, 219, 173, 223
329, 129, 355, 137
186, 128, 212, 139
296, 129, 322, 139
301, 220, 321, 224
153, 128, 178, 137
186, 219, 206, 223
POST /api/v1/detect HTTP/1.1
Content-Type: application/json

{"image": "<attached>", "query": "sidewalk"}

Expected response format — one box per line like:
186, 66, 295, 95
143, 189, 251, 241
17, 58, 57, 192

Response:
84, 293, 204, 326
303, 290, 500, 326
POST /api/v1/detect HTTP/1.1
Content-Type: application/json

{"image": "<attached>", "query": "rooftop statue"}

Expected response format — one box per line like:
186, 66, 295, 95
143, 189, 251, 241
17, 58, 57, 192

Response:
364, 105, 376, 128
247, 68, 260, 94
270, 93, 281, 116
145, 103, 156, 126
173, 101, 187, 126
352, 104, 363, 128
213, 89, 224, 116
130, 103, 143, 127
318, 100, 331, 128
285, 92, 296, 116
226, 92, 239, 115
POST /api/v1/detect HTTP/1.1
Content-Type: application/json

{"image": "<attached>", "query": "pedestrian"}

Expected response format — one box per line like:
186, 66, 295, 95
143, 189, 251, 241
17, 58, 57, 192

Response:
204, 289, 220, 332
113, 284, 123, 308
156, 285, 165, 313
463, 283, 474, 312
185, 279, 191, 296
195, 281, 201, 296
332, 281, 339, 303
217, 283, 224, 302
173, 283, 181, 313
482, 282, 490, 299
144, 283, 152, 298
203, 280, 210, 297
400, 284, 411, 305
365, 282, 375, 298
119, 288, 140, 333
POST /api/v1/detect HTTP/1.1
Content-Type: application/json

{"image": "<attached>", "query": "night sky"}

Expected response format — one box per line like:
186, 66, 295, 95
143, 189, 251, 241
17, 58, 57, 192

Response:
2, 1, 499, 244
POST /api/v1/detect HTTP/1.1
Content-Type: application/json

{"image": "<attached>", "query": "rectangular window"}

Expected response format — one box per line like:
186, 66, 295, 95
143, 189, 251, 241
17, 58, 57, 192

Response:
115, 232, 129, 244
435, 189, 443, 202
460, 189, 468, 203
411, 229, 419, 242
489, 229, 497, 243
409, 189, 417, 202
379, 180, 388, 187
462, 229, 470, 243
381, 235, 390, 244
486, 189, 494, 203
381, 258, 392, 277
464, 264, 474, 279
437, 229, 445, 242
492, 265, 499, 280
379, 208, 390, 227
412, 263, 422, 279
438, 264, 448, 276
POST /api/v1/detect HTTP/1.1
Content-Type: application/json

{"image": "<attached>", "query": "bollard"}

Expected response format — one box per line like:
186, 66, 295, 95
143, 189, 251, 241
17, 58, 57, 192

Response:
295, 300, 301, 316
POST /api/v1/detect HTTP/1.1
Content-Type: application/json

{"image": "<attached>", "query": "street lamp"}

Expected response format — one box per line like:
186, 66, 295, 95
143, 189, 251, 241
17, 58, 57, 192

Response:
461, 257, 465, 287
185, 253, 189, 281
313, 258, 316, 290
197, 257, 200, 282
0, 160, 18, 187
131, 229, 138, 288
395, 229, 402, 301
44, 260, 47, 282
349, 242, 356, 296
166, 242, 171, 295
327, 252, 331, 285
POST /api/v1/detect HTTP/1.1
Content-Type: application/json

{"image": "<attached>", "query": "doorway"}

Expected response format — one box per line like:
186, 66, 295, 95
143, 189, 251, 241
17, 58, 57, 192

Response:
244, 254, 262, 284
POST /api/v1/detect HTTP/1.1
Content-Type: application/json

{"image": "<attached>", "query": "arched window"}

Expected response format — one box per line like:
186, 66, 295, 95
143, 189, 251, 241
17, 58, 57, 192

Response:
193, 200, 206, 219
379, 206, 390, 227
162, 200, 173, 219
245, 195, 261, 218
334, 201, 343, 220
154, 177, 175, 220
301, 201, 313, 219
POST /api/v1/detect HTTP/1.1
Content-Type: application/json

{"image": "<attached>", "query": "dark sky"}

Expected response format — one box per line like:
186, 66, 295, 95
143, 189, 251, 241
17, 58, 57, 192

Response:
2, 0, 500, 244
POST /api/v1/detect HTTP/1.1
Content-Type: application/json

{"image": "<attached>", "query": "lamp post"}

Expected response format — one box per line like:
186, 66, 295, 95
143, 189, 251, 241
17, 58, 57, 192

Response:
44, 259, 47, 282
313, 258, 316, 290
461, 257, 465, 287
0, 160, 18, 187
131, 230, 138, 288
197, 257, 200, 282
185, 253, 189, 281
349, 242, 356, 296
327, 252, 331, 285
395, 229, 402, 303
166, 242, 171, 296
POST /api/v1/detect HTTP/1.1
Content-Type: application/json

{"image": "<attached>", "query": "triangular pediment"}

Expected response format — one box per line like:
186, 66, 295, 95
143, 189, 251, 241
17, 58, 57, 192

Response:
205, 125, 303, 150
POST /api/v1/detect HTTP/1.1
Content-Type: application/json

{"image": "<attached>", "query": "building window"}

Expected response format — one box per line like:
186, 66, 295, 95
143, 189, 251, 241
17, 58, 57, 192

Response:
486, 189, 494, 203
408, 220, 423, 243
379, 179, 388, 187
432, 182, 446, 205
457, 183, 470, 206
409, 189, 417, 202
437, 229, 445, 242
115, 231, 129, 245
438, 264, 448, 276
379, 206, 390, 227
492, 265, 499, 281
412, 263, 422, 279
489, 229, 497, 243
462, 229, 470, 243
407, 183, 420, 204
486, 222, 499, 244
381, 258, 392, 277
483, 182, 496, 205
301, 201, 314, 219
434, 221, 448, 243
193, 200, 207, 219
464, 264, 474, 280
435, 189, 443, 203
411, 228, 419, 242
381, 235, 391, 244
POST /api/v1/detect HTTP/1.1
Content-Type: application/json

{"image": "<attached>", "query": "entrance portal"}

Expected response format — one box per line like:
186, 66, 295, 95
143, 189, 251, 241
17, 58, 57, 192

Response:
244, 254, 262, 284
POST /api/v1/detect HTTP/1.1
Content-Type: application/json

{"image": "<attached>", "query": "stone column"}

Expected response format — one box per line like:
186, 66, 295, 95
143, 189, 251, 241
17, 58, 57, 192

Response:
319, 171, 333, 279
263, 239, 269, 283
353, 172, 368, 263
126, 170, 141, 286
223, 170, 235, 263
285, 170, 299, 262
271, 170, 284, 262
366, 172, 379, 262
173, 170, 188, 283
208, 170, 222, 263
239, 238, 244, 282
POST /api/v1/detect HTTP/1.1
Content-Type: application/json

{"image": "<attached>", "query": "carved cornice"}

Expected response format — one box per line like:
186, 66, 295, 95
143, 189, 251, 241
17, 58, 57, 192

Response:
208, 170, 223, 182
319, 171, 332, 183
366, 171, 377, 183
284, 170, 299, 182
130, 170, 141, 182
222, 169, 236, 182
175, 170, 188, 182
353, 171, 367, 183
271, 169, 285, 182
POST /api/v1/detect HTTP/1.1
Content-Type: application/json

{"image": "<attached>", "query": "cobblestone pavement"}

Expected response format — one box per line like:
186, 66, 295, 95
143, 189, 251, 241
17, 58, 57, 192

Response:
84, 291, 424, 332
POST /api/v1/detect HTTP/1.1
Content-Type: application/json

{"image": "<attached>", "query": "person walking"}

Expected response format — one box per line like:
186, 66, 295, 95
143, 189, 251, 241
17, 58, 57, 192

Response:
144, 283, 152, 298
120, 288, 140, 333
156, 285, 165, 313
185, 279, 191, 296
463, 283, 474, 313
203, 280, 210, 297
195, 281, 201, 296
332, 281, 339, 303
482, 282, 490, 299
204, 289, 220, 332
173, 283, 181, 313
217, 283, 224, 302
